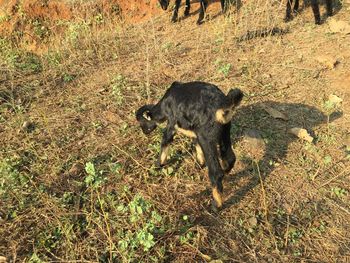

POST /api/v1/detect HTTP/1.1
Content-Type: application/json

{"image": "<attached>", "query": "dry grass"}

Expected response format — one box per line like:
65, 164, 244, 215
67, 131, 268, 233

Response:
1, 0, 350, 262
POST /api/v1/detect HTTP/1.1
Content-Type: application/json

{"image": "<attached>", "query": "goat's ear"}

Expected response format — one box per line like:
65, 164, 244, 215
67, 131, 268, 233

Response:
143, 111, 152, 121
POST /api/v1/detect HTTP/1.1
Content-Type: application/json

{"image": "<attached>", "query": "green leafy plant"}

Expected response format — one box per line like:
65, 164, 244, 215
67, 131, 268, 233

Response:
116, 194, 165, 260
84, 162, 106, 188
110, 74, 126, 105
215, 59, 232, 77
331, 187, 347, 199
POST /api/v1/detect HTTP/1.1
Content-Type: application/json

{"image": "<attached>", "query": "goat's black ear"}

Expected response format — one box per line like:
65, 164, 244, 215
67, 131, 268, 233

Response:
170, 81, 182, 88
227, 88, 243, 107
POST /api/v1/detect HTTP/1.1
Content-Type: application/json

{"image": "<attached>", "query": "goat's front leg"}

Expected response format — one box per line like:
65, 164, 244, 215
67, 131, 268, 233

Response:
198, 136, 225, 209
219, 122, 236, 173
285, 0, 294, 22
193, 139, 205, 167
197, 0, 208, 24
172, 0, 182, 22
184, 0, 190, 16
293, 0, 299, 12
311, 0, 321, 24
157, 124, 175, 167
325, 0, 333, 17
221, 0, 228, 13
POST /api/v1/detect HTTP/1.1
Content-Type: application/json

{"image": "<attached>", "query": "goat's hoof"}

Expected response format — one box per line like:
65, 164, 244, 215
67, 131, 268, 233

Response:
196, 19, 204, 25
210, 200, 222, 213
171, 16, 178, 23
284, 16, 292, 23
195, 161, 205, 169
184, 10, 190, 16
155, 160, 165, 169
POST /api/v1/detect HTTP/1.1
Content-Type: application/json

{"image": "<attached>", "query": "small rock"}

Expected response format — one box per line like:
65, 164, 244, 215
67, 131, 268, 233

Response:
328, 94, 343, 105
247, 216, 258, 228
344, 133, 350, 148
262, 104, 288, 121
328, 18, 350, 34
0, 256, 7, 263
22, 121, 31, 130
316, 55, 338, 69
22, 120, 34, 132
289, 128, 314, 143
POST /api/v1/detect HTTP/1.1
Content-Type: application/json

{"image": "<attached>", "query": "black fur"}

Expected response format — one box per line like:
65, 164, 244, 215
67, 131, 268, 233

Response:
285, 0, 333, 24
158, 0, 228, 24
136, 81, 243, 208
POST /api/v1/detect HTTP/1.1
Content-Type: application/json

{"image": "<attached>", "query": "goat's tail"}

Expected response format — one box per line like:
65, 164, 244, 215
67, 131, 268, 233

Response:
215, 88, 244, 124
136, 104, 159, 135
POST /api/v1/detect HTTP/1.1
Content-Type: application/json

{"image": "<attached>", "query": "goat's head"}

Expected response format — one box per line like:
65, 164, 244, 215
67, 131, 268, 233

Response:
158, 0, 170, 10
136, 105, 158, 135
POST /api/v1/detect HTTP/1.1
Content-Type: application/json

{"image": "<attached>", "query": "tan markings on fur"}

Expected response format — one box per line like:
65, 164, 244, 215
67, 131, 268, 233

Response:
220, 159, 229, 172
174, 124, 197, 138
212, 187, 223, 208
195, 144, 205, 166
215, 108, 234, 124
160, 145, 169, 165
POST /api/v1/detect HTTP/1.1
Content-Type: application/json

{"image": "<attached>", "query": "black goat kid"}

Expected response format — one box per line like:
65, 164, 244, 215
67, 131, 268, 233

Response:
285, 0, 333, 24
159, 0, 227, 24
136, 81, 243, 208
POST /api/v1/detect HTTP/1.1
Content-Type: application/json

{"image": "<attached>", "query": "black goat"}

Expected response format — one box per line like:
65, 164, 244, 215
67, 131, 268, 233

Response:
285, 0, 333, 24
159, 0, 228, 24
136, 81, 243, 208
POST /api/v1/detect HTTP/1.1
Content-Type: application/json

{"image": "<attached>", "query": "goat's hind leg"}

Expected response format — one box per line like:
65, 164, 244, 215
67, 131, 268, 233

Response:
293, 0, 299, 12
184, 0, 190, 16
172, 0, 182, 22
157, 124, 175, 167
197, 0, 208, 24
311, 0, 321, 24
285, 0, 293, 22
198, 135, 225, 209
326, 0, 333, 17
219, 122, 236, 173
221, 0, 228, 13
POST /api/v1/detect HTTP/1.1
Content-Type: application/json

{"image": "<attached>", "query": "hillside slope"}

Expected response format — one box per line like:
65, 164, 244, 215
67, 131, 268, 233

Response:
0, 0, 349, 262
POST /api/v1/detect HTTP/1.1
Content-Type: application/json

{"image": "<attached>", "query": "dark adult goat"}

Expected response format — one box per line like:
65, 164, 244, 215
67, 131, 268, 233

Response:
136, 81, 243, 209
159, 0, 228, 24
285, 0, 333, 24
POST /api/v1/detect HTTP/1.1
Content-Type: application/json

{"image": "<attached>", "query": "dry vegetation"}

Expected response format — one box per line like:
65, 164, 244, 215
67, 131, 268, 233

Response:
0, 0, 350, 262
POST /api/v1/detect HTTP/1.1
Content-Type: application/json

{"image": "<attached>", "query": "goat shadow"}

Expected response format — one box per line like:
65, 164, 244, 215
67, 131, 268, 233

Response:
190, 101, 342, 211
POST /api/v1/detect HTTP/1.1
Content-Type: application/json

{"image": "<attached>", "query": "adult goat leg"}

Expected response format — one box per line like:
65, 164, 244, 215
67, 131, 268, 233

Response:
285, 0, 294, 22
184, 0, 190, 16
326, 0, 333, 17
172, 0, 182, 22
311, 0, 321, 24
197, 0, 208, 25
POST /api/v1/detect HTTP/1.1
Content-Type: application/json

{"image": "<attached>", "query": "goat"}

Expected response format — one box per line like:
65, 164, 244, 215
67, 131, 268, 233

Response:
136, 81, 243, 209
158, 0, 228, 24
285, 0, 333, 24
